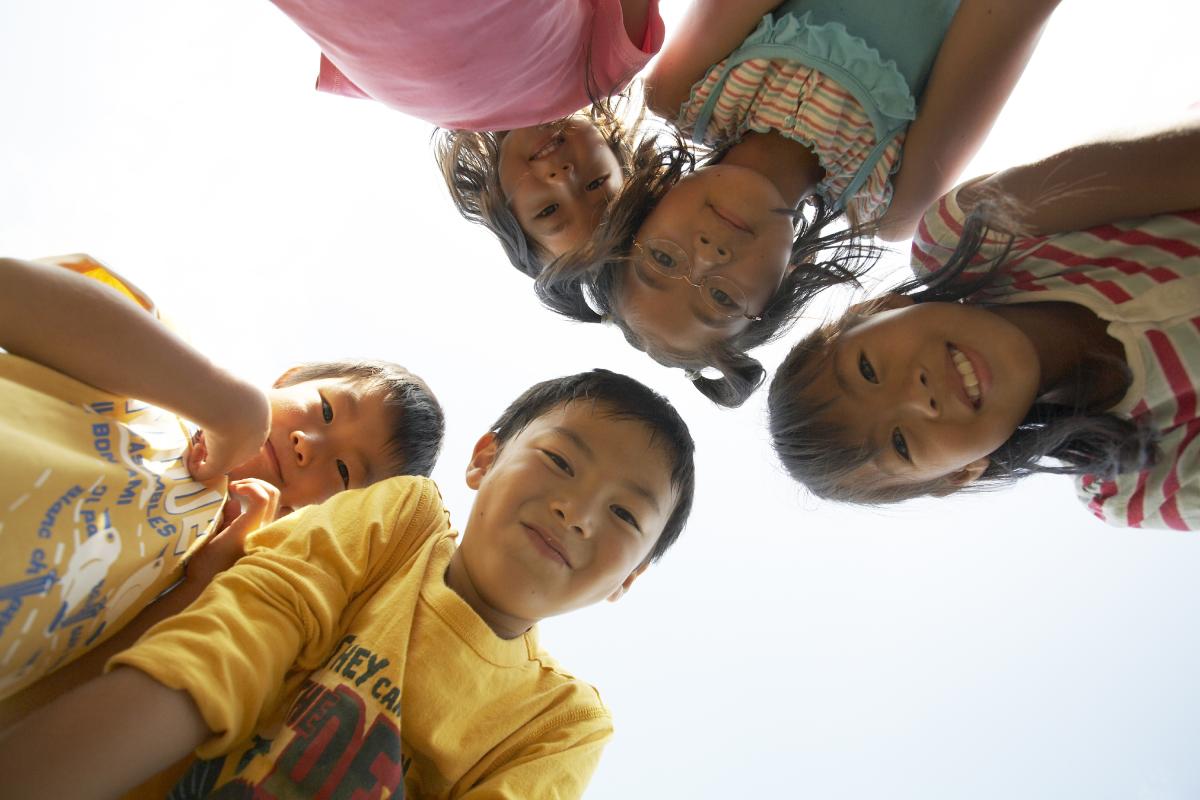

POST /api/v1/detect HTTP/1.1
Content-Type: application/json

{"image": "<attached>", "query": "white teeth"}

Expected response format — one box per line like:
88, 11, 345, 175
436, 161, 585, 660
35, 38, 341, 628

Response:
530, 135, 564, 161
949, 346, 981, 404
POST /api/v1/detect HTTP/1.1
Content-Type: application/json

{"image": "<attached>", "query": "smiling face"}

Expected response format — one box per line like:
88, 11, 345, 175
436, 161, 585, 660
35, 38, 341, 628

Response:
451, 401, 677, 634
227, 378, 396, 515
498, 118, 623, 260
807, 301, 1041, 491
617, 166, 797, 354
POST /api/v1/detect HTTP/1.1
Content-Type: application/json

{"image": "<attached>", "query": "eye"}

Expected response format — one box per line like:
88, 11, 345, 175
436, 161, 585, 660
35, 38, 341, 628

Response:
707, 286, 739, 309
542, 450, 574, 477
610, 505, 642, 532
891, 429, 911, 462
858, 353, 878, 384
647, 247, 679, 272
534, 203, 559, 219
586, 175, 610, 191
336, 459, 350, 489
320, 395, 334, 423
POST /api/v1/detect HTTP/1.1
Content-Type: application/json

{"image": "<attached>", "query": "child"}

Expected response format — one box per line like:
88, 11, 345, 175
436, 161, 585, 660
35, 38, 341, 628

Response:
269, 0, 666, 280
767, 121, 1200, 527
0, 369, 696, 799
0, 255, 445, 700
543, 0, 1059, 407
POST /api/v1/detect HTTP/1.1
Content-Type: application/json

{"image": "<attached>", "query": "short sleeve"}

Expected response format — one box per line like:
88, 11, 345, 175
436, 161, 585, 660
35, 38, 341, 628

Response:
109, 477, 446, 755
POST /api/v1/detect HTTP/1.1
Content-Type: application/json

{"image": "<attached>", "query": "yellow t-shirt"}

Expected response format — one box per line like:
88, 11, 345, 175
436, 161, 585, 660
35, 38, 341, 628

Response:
0, 255, 226, 700
113, 477, 613, 799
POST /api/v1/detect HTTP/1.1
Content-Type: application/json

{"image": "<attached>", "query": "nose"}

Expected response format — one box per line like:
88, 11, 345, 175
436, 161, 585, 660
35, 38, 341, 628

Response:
691, 231, 731, 272
903, 369, 939, 419
289, 430, 321, 466
550, 496, 593, 538
538, 158, 575, 184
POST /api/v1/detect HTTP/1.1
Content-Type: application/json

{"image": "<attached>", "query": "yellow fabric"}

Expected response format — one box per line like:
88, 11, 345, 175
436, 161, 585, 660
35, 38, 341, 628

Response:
112, 477, 613, 799
0, 255, 225, 701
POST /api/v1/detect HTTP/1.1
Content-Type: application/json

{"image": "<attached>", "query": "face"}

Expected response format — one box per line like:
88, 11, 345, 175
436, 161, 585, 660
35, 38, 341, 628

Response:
498, 118, 623, 260
808, 300, 1041, 490
227, 377, 395, 515
457, 402, 677, 626
618, 166, 797, 354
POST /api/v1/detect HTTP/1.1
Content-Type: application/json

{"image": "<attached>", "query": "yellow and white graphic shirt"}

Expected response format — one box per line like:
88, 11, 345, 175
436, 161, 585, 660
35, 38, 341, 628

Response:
0, 255, 226, 699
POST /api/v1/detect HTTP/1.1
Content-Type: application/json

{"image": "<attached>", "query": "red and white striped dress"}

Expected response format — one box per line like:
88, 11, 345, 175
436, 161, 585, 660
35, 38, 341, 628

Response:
912, 183, 1200, 530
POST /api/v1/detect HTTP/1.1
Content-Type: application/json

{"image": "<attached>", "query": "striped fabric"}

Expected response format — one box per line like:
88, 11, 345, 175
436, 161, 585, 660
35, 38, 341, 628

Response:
912, 184, 1200, 530
676, 55, 903, 225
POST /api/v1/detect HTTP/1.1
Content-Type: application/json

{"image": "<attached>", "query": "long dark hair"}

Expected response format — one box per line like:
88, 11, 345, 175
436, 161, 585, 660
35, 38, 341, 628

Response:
541, 132, 881, 407
769, 201, 1157, 503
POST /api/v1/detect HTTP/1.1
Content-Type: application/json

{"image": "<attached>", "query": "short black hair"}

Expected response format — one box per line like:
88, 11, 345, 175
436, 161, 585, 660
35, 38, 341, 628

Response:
276, 360, 445, 479
490, 369, 695, 562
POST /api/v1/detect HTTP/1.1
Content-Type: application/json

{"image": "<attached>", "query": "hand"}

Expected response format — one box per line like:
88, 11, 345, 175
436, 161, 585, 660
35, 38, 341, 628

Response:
185, 383, 271, 482
184, 478, 280, 588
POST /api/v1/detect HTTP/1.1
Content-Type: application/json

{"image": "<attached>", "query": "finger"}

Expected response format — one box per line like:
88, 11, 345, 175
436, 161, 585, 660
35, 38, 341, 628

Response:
228, 479, 280, 532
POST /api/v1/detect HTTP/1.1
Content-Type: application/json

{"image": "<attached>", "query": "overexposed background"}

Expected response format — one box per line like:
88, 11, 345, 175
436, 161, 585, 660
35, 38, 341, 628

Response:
3, 1, 1200, 797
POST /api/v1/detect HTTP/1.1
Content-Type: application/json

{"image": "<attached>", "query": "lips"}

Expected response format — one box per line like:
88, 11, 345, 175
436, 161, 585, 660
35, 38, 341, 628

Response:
263, 437, 285, 486
528, 130, 565, 162
523, 522, 572, 567
709, 202, 753, 235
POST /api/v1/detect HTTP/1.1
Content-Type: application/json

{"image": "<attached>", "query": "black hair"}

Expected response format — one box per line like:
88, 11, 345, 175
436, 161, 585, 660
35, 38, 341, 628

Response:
276, 359, 445, 479
490, 369, 695, 561
538, 132, 881, 408
768, 202, 1157, 504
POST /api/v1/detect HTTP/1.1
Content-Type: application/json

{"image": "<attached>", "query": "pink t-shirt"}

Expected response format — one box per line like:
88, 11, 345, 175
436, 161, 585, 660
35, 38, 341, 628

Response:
271, 0, 665, 131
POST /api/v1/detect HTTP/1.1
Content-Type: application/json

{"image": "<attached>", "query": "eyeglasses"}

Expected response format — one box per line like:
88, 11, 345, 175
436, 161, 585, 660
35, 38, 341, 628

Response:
632, 239, 763, 321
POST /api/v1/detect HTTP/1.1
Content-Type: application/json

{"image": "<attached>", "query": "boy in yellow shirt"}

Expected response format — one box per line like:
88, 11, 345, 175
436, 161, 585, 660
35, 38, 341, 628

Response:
0, 255, 445, 702
0, 368, 696, 799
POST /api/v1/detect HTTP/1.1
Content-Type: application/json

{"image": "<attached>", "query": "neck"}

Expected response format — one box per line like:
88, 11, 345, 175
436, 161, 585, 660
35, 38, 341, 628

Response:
443, 549, 535, 640
722, 131, 824, 207
989, 302, 1128, 407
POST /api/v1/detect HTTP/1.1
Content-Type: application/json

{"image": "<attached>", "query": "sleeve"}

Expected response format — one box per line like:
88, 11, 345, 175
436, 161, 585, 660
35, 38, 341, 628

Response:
909, 180, 1045, 281
1080, 427, 1200, 532
316, 53, 369, 99
588, 0, 666, 96
460, 711, 613, 799
109, 477, 445, 755
34, 253, 158, 316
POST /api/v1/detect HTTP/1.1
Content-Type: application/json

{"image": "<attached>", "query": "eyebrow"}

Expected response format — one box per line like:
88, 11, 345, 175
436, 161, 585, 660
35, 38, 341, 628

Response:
551, 426, 663, 514
831, 340, 852, 395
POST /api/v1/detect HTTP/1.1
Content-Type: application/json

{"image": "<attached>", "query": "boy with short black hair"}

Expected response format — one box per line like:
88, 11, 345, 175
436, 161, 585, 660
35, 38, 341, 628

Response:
0, 369, 696, 799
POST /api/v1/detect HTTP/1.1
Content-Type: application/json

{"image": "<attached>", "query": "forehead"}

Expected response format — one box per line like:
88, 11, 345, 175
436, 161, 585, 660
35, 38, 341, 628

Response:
513, 401, 678, 497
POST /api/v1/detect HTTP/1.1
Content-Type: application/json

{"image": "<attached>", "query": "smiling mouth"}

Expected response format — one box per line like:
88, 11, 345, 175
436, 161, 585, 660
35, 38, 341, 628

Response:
948, 344, 982, 409
529, 131, 566, 161
523, 523, 572, 567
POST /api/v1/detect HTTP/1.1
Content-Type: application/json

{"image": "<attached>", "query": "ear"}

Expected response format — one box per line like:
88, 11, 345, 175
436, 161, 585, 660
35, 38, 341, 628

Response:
847, 293, 914, 317
464, 432, 500, 490
933, 457, 990, 496
606, 561, 649, 603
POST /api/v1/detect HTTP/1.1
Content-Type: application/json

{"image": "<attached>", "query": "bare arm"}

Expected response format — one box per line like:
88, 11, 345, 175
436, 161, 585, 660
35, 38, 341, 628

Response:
876, 0, 1060, 241
619, 0, 651, 47
0, 666, 210, 800
959, 118, 1200, 234
643, 0, 781, 118
0, 257, 269, 479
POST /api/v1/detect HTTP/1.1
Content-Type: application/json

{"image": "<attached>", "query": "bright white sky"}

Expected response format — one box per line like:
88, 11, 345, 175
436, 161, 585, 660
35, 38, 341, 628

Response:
2, 1, 1200, 797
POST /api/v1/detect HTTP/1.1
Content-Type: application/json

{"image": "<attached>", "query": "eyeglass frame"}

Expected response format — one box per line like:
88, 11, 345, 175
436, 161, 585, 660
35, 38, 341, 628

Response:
631, 238, 764, 322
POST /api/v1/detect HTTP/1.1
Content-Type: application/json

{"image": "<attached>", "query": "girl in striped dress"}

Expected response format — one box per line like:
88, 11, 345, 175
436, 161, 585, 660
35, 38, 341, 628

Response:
767, 121, 1200, 528
541, 0, 1059, 406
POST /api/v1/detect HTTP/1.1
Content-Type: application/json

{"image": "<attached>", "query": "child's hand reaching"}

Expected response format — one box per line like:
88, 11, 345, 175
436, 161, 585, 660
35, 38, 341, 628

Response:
185, 383, 271, 482
185, 478, 281, 587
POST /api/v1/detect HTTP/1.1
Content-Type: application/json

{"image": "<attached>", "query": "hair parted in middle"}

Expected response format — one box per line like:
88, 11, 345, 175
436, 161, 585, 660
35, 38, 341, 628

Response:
767, 199, 1157, 504
489, 368, 696, 563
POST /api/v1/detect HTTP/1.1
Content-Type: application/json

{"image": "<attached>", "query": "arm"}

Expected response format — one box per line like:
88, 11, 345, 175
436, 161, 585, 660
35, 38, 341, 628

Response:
619, 0, 651, 47
876, 0, 1060, 241
642, 0, 780, 117
0, 257, 268, 479
958, 117, 1200, 235
0, 666, 209, 800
